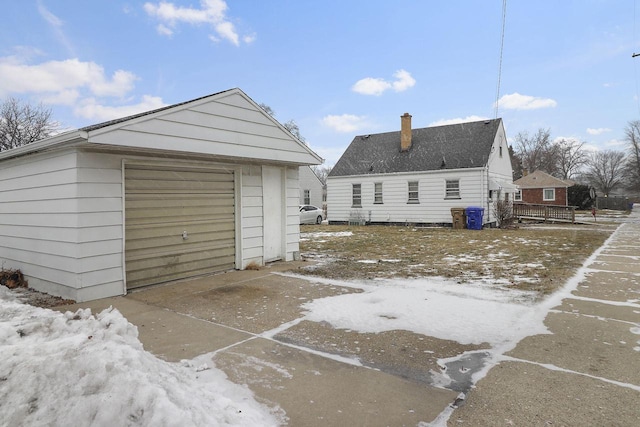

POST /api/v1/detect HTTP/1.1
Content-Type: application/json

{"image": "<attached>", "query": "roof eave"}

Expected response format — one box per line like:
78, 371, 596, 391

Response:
0, 130, 88, 161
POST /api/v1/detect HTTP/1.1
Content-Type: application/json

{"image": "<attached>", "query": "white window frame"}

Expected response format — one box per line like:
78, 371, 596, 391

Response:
374, 182, 383, 204
408, 181, 419, 203
303, 189, 310, 205
352, 184, 362, 207
515, 190, 522, 201
445, 179, 460, 199
543, 188, 555, 201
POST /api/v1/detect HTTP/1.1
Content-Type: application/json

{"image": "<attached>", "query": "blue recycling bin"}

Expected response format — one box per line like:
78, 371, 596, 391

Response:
465, 207, 484, 230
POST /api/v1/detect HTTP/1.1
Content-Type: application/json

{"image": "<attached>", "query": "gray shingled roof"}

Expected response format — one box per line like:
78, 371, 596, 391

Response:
329, 118, 502, 177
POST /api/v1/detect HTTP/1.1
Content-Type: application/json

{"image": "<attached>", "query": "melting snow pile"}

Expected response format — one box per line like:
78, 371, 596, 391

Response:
0, 288, 279, 427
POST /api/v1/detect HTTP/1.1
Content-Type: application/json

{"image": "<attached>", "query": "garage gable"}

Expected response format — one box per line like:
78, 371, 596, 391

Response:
85, 89, 322, 165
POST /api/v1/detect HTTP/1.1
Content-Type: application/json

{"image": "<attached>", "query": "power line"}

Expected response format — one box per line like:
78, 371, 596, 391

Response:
494, 0, 507, 119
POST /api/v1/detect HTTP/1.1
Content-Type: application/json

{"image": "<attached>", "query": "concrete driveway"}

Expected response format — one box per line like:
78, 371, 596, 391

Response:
56, 221, 640, 426
57, 262, 462, 426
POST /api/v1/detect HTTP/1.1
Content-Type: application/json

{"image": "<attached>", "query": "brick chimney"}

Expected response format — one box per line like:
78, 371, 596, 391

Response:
400, 113, 412, 152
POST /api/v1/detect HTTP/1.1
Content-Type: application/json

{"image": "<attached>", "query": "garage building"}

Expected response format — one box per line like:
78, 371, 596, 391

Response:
0, 88, 322, 301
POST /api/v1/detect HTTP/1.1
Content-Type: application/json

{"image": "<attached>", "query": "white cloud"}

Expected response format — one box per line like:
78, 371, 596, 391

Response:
586, 127, 611, 135
391, 69, 416, 92
0, 53, 165, 125
429, 115, 489, 127
37, 0, 75, 57
322, 114, 369, 133
604, 138, 625, 148
144, 0, 250, 46
352, 69, 416, 96
497, 92, 557, 110
0, 56, 137, 99
74, 95, 166, 121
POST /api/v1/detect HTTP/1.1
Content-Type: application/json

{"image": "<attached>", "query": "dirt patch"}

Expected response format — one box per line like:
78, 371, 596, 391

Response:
4, 286, 75, 308
296, 224, 614, 297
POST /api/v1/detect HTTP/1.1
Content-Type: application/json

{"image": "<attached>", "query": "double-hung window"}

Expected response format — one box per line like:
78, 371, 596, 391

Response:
543, 188, 555, 201
374, 182, 383, 204
515, 190, 522, 201
408, 181, 419, 203
303, 189, 310, 205
352, 184, 362, 207
445, 179, 460, 199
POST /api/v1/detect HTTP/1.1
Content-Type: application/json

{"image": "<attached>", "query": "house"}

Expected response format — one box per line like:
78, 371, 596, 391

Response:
0, 88, 322, 302
298, 166, 323, 208
327, 114, 514, 226
513, 170, 574, 206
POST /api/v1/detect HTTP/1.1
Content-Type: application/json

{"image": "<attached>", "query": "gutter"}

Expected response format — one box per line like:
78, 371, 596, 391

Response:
0, 130, 88, 161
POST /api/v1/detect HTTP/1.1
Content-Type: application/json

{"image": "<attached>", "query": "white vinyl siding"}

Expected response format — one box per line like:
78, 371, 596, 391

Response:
327, 169, 487, 224
89, 91, 319, 165
298, 166, 323, 207
285, 166, 301, 261
240, 165, 264, 265
0, 149, 124, 301
543, 188, 555, 201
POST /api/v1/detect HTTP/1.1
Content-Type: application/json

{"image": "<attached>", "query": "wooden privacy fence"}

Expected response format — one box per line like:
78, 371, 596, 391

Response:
513, 203, 576, 223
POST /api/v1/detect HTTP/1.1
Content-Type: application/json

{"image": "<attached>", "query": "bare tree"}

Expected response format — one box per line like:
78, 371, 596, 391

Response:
513, 128, 558, 175
283, 119, 306, 144
0, 97, 58, 151
258, 103, 275, 117
624, 120, 640, 192
258, 102, 306, 144
311, 165, 332, 186
555, 138, 587, 180
584, 150, 626, 197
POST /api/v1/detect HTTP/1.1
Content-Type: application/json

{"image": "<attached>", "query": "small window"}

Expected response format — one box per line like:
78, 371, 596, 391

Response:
543, 188, 555, 201
445, 179, 460, 199
352, 184, 362, 207
504, 192, 510, 202
408, 181, 419, 203
515, 190, 522, 201
489, 190, 494, 200
374, 182, 383, 204
303, 189, 310, 205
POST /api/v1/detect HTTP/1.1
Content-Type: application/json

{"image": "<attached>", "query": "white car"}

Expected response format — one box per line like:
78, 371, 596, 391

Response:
299, 205, 324, 225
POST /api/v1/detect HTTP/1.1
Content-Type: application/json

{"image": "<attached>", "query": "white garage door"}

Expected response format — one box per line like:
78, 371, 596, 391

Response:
124, 164, 235, 289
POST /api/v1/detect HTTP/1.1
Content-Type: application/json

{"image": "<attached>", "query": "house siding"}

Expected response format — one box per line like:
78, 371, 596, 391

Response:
0, 148, 93, 300
240, 165, 264, 266
327, 169, 486, 224
285, 166, 301, 260
298, 166, 323, 207
521, 187, 568, 206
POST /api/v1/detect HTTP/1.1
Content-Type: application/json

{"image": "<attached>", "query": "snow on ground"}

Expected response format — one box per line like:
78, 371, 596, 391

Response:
292, 275, 545, 348
0, 288, 281, 427
299, 231, 353, 241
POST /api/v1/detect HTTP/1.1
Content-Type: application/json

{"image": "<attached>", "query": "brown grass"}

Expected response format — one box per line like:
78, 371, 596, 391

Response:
297, 223, 615, 297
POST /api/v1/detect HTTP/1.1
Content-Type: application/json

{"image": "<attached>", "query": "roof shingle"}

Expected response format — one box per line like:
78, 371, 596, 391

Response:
329, 119, 502, 177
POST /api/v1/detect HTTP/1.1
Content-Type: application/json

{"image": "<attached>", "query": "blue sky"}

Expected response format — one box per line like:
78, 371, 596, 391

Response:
1, 0, 638, 166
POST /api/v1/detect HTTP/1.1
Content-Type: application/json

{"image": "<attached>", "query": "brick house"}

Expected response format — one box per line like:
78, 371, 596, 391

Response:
514, 170, 574, 206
